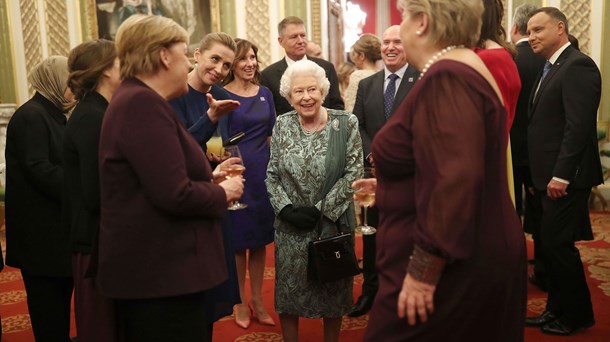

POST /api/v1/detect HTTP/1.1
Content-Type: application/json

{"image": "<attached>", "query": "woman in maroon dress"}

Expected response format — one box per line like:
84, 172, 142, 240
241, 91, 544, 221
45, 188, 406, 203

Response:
357, 0, 527, 341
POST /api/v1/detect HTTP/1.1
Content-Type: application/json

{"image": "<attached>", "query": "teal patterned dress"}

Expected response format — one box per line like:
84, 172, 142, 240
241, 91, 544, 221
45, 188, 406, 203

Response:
265, 109, 363, 318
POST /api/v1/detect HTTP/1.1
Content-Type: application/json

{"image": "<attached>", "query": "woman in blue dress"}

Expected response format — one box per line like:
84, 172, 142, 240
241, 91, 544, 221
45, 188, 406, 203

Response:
170, 32, 239, 153
168, 32, 241, 337
221, 39, 276, 329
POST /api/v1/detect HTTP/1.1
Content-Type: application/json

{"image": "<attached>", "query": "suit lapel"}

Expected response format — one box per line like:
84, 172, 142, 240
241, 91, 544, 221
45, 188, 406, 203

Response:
391, 66, 419, 114
276, 59, 288, 78
530, 47, 573, 117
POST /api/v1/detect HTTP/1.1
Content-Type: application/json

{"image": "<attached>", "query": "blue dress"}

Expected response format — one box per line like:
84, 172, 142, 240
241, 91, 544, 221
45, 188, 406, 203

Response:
224, 86, 276, 251
169, 84, 230, 149
169, 84, 240, 322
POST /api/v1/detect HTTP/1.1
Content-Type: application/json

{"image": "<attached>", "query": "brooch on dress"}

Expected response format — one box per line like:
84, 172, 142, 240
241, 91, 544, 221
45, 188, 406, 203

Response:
332, 118, 340, 131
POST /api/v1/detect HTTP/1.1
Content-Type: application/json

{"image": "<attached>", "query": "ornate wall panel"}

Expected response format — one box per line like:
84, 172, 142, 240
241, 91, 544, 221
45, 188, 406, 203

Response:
310, 0, 321, 45
0, 1, 16, 104
20, 0, 43, 96
44, 0, 70, 57
246, 0, 272, 68
562, 0, 591, 55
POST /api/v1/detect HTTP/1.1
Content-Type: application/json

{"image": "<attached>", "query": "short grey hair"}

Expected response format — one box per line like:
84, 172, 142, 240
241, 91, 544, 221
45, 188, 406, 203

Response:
279, 60, 330, 103
513, 3, 539, 35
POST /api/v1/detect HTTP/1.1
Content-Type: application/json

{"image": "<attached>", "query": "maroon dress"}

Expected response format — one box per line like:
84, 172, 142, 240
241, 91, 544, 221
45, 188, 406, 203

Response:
364, 60, 527, 341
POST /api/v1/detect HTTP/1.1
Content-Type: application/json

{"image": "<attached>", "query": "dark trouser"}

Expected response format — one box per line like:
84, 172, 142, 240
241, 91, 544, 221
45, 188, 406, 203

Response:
361, 205, 379, 296
73, 253, 117, 342
538, 188, 594, 324
525, 188, 546, 282
21, 271, 73, 342
115, 291, 209, 342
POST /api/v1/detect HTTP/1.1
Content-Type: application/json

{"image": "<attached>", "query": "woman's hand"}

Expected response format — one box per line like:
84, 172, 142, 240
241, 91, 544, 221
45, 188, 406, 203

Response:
219, 176, 244, 203
397, 273, 436, 326
206, 93, 240, 123
212, 157, 242, 183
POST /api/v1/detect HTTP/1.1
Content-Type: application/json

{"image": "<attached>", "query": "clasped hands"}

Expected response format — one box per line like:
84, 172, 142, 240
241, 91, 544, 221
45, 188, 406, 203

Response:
214, 157, 244, 203
279, 205, 320, 230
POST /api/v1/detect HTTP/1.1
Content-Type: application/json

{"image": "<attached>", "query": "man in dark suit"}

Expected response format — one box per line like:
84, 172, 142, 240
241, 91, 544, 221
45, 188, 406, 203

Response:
524, 7, 602, 336
509, 3, 547, 291
348, 25, 419, 317
260, 16, 343, 115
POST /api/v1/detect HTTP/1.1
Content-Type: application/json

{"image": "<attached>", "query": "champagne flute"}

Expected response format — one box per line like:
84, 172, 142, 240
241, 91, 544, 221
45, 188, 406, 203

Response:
221, 145, 247, 210
355, 167, 376, 235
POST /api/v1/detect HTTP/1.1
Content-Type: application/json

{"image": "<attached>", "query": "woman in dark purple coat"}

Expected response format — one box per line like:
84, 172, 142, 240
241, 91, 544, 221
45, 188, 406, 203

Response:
97, 15, 244, 341
356, 0, 527, 341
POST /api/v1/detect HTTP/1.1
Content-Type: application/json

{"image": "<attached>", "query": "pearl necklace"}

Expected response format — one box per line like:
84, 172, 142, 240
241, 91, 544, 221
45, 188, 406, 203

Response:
300, 113, 324, 136
418, 45, 463, 80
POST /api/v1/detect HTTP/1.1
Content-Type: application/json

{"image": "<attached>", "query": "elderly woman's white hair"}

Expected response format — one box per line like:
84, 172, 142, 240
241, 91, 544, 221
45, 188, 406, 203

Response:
279, 60, 330, 104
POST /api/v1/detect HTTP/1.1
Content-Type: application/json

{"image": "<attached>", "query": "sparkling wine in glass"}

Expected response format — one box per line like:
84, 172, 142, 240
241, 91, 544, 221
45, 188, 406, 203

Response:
221, 145, 247, 210
355, 167, 376, 235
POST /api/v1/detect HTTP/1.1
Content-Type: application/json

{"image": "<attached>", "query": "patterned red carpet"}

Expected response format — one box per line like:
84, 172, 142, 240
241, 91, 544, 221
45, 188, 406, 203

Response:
2, 213, 610, 341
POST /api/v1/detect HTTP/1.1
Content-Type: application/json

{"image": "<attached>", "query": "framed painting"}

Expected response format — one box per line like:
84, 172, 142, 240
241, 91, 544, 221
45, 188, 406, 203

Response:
85, 0, 220, 51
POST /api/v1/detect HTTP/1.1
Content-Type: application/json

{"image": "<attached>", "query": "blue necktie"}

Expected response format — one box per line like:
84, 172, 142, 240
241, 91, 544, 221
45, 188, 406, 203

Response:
384, 73, 399, 120
541, 61, 552, 81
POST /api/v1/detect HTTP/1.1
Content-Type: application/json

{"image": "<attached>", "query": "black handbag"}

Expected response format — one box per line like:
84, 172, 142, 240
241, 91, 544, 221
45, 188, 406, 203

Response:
308, 199, 361, 283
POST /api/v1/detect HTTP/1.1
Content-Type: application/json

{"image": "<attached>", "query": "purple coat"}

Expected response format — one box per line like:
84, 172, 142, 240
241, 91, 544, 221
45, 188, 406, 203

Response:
97, 78, 228, 299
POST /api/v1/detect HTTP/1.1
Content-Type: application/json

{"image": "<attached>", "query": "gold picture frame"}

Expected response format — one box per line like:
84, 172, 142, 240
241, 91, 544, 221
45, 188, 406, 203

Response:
84, 0, 220, 51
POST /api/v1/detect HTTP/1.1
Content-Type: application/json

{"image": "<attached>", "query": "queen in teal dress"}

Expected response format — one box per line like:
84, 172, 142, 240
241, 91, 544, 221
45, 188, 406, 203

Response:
265, 59, 362, 341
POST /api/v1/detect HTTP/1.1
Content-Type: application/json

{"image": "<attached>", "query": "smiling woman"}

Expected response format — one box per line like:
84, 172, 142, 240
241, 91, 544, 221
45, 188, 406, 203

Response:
266, 59, 363, 342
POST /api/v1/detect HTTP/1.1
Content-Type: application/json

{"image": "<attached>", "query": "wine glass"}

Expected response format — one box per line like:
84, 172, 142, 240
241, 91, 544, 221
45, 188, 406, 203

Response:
221, 145, 247, 210
355, 167, 376, 235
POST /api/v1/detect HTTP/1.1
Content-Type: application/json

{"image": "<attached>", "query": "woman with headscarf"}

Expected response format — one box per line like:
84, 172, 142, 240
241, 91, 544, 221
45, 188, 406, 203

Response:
5, 55, 76, 341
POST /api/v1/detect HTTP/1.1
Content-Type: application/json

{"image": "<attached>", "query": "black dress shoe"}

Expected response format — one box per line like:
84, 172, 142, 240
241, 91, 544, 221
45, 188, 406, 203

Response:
348, 295, 374, 317
541, 317, 595, 336
525, 310, 558, 327
528, 274, 548, 292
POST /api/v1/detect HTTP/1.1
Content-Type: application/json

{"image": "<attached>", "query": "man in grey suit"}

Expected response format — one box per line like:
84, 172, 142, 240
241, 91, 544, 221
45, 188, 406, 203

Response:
260, 16, 343, 115
509, 3, 547, 291
524, 7, 601, 336
348, 25, 419, 317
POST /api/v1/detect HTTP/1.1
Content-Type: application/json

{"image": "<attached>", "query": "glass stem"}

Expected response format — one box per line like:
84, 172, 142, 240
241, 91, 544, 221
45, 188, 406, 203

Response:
363, 206, 368, 226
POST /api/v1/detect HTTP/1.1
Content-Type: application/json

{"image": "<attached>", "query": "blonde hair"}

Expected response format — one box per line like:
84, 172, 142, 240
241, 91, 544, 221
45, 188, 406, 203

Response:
198, 32, 236, 54
351, 34, 382, 62
279, 60, 330, 103
398, 0, 483, 48
115, 15, 188, 79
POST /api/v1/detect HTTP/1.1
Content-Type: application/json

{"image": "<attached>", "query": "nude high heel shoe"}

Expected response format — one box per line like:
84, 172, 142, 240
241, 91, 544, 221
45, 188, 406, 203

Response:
234, 303, 251, 329
249, 301, 276, 326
